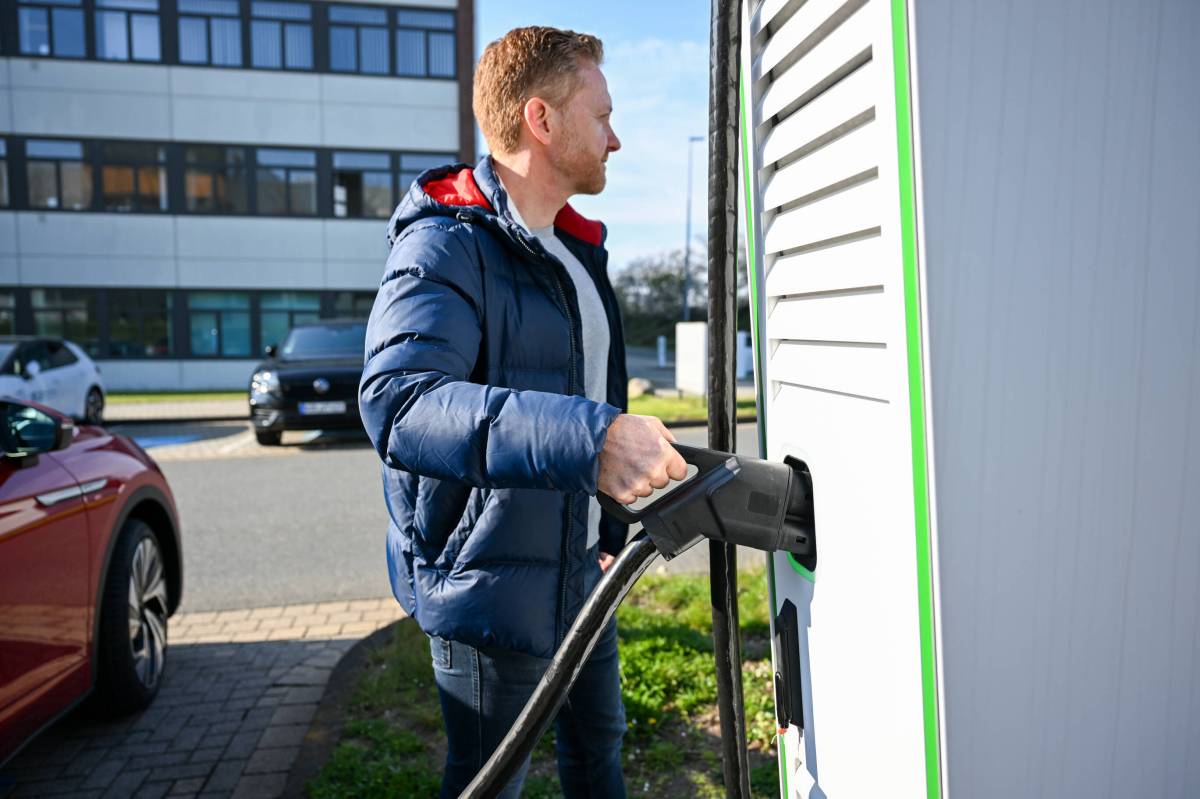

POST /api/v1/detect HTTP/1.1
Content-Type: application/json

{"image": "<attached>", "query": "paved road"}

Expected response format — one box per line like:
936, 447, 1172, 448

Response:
112, 421, 762, 613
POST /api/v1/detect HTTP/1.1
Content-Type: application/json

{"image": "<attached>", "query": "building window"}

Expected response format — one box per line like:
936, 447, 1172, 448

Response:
178, 0, 242, 67
100, 142, 167, 212
0, 293, 14, 335
260, 292, 320, 350
256, 148, 317, 215
328, 4, 388, 74
399, 152, 453, 195
185, 145, 248, 213
331, 291, 374, 319
27, 139, 92, 211
250, 0, 312, 70
95, 0, 161, 62
395, 8, 454, 78
332, 151, 391, 218
107, 290, 173, 357
32, 289, 100, 354
189, 292, 251, 357
0, 141, 8, 208
18, 0, 86, 58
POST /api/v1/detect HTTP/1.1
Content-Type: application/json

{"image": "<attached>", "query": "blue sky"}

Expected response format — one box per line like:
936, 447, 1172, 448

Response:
476, 1, 711, 272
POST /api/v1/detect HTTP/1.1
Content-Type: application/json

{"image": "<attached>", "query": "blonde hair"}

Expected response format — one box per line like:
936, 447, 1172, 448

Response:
473, 26, 604, 154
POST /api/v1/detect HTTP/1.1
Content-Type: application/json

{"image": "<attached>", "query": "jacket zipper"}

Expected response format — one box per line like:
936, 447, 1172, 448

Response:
551, 270, 579, 645
515, 224, 582, 646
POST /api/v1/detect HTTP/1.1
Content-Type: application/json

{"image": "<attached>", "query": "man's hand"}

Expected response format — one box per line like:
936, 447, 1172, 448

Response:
598, 553, 615, 572
597, 414, 688, 506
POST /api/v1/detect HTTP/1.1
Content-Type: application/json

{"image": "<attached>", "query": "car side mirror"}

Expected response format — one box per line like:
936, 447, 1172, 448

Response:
265, 344, 278, 359
22, 361, 42, 380
0, 402, 68, 468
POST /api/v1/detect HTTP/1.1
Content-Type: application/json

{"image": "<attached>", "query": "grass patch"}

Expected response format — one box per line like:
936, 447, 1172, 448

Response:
308, 569, 780, 798
627, 394, 757, 424
107, 391, 246, 404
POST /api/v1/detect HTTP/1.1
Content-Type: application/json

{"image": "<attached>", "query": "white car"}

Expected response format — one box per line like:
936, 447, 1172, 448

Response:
0, 337, 106, 424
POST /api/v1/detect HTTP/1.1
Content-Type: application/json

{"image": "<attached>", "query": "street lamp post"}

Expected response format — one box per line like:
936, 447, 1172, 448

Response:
682, 134, 704, 322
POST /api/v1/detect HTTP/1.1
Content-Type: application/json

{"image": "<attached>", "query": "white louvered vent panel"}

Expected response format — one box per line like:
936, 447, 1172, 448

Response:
762, 180, 879, 255
766, 290, 888, 344
769, 340, 890, 402
757, 0, 868, 78
761, 120, 878, 212
758, 3, 873, 121
760, 61, 876, 170
751, 0, 802, 36
764, 233, 884, 298
750, 0, 888, 402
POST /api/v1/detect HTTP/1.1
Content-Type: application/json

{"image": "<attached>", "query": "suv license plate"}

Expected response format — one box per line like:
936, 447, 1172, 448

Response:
298, 401, 347, 416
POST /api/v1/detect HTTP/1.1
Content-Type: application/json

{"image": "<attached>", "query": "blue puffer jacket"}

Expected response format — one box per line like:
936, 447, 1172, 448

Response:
359, 156, 630, 658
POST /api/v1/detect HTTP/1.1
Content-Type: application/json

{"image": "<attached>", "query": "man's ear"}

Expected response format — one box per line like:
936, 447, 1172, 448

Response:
522, 97, 555, 147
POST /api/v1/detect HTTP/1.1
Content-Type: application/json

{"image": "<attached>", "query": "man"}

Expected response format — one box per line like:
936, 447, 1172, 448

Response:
359, 25, 688, 798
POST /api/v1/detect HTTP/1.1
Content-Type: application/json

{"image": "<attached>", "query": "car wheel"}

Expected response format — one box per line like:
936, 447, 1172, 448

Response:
94, 519, 169, 716
255, 429, 282, 446
84, 387, 105, 425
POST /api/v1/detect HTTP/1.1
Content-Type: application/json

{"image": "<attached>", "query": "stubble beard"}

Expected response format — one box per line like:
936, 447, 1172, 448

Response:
552, 128, 607, 196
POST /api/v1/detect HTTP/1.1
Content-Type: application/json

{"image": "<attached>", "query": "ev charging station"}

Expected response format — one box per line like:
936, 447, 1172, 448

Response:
741, 0, 1200, 797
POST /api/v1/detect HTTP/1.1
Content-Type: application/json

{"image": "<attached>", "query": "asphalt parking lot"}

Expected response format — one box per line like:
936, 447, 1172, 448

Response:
1, 419, 763, 798
112, 419, 763, 613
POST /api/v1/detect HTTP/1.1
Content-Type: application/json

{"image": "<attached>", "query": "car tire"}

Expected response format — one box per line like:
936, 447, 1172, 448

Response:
255, 429, 282, 446
93, 519, 169, 717
84, 387, 105, 425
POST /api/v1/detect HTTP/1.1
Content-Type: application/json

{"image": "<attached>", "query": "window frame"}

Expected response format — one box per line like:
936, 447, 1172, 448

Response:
1, 135, 453, 218
176, 0, 244, 67
105, 288, 175, 358
98, 140, 169, 212
254, 147, 319, 216
25, 138, 94, 212
183, 143, 250, 215
249, 0, 314, 70
393, 6, 455, 79
16, 0, 88, 60
30, 288, 101, 356
0, 288, 381, 360
327, 2, 390, 75
94, 0, 163, 62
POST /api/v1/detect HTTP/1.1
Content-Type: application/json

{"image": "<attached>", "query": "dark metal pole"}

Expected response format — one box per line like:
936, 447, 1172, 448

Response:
683, 134, 703, 322
707, 0, 749, 797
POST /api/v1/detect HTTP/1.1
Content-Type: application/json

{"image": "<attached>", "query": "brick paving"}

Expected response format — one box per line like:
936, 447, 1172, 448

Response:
0, 598, 406, 799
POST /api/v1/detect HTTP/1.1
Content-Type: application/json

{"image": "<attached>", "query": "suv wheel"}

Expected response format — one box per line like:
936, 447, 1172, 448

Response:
94, 519, 169, 715
84, 387, 105, 425
255, 429, 282, 446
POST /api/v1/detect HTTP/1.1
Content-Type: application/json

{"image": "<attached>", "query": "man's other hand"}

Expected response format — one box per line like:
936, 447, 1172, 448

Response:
597, 414, 688, 506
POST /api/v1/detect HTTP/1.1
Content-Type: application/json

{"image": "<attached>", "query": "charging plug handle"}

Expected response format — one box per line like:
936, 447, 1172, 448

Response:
597, 444, 815, 561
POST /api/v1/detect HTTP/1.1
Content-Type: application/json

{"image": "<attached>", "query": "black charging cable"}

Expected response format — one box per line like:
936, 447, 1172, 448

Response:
459, 533, 661, 798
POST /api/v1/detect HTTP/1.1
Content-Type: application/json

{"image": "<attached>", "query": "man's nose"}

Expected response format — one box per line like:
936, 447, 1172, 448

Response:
608, 130, 621, 153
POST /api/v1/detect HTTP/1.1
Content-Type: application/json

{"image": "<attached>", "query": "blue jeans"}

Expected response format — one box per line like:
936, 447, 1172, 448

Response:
428, 555, 627, 798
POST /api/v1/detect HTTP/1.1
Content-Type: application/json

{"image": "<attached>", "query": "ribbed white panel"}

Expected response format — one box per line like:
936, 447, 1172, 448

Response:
761, 61, 875, 168
761, 120, 878, 211
764, 233, 884, 297
769, 340, 890, 401
745, 0, 931, 794
759, 4, 872, 120
767, 290, 888, 343
757, 0, 862, 76
762, 179, 879, 255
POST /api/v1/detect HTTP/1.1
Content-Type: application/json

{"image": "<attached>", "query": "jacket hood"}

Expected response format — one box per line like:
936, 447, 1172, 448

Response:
386, 156, 606, 250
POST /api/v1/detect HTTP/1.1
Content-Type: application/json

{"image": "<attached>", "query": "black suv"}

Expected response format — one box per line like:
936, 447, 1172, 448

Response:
247, 319, 367, 446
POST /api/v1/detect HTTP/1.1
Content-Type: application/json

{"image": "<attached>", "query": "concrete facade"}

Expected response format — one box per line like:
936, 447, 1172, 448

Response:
0, 0, 472, 389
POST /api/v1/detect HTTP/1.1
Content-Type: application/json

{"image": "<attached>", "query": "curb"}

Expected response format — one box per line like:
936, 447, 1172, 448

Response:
105, 416, 248, 427
281, 619, 406, 799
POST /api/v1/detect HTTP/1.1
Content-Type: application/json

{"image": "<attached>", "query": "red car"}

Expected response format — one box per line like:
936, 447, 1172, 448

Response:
0, 398, 182, 765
